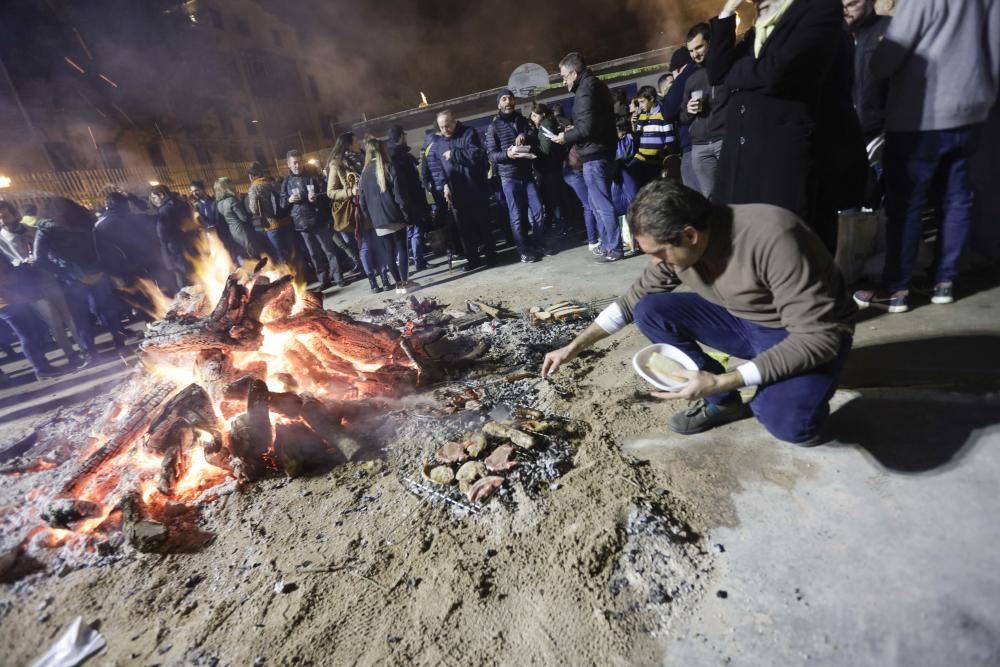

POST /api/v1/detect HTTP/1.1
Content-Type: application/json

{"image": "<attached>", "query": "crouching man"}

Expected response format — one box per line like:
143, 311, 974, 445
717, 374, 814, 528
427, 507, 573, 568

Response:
542, 180, 856, 445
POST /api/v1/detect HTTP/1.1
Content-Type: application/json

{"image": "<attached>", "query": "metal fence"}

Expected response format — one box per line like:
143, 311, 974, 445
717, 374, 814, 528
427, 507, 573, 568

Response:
0, 151, 332, 212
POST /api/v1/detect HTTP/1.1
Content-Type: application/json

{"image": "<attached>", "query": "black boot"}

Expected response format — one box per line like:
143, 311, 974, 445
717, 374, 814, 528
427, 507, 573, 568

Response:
381, 271, 395, 291
333, 272, 347, 288
368, 276, 383, 293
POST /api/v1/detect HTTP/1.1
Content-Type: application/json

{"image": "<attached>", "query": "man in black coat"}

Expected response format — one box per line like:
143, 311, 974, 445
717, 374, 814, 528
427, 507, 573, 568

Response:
706, 0, 867, 252
429, 110, 497, 271
554, 52, 623, 263
486, 88, 547, 262
387, 125, 430, 272
150, 185, 200, 291
844, 0, 891, 143
280, 149, 344, 288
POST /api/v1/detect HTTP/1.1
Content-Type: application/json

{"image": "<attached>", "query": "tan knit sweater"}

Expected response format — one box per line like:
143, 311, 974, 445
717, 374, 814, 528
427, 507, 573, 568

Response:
616, 204, 856, 384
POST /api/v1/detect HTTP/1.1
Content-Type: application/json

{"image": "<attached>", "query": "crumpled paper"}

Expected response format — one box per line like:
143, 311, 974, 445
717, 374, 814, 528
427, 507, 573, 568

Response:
30, 616, 106, 667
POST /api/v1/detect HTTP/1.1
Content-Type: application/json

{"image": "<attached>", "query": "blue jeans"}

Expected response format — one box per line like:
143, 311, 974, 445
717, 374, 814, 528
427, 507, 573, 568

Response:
63, 277, 125, 354
500, 176, 545, 256
407, 225, 427, 270
265, 225, 297, 267
0, 304, 54, 373
633, 292, 851, 444
582, 159, 621, 255
359, 227, 386, 277
883, 126, 978, 291
564, 169, 598, 244
380, 229, 408, 282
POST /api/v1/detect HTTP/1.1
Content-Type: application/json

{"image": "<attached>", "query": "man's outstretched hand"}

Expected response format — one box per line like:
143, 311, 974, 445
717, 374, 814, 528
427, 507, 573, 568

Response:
541, 344, 579, 378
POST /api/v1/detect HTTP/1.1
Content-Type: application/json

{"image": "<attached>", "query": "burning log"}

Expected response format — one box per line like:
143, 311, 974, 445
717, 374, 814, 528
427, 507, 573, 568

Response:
274, 422, 330, 478
226, 380, 274, 481
141, 273, 293, 354
41, 499, 102, 529
300, 398, 361, 461
157, 425, 195, 496
120, 492, 167, 553
60, 381, 177, 497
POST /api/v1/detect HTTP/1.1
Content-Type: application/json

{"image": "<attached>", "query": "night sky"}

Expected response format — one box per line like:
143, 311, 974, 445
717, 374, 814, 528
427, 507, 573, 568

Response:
1, 0, 718, 123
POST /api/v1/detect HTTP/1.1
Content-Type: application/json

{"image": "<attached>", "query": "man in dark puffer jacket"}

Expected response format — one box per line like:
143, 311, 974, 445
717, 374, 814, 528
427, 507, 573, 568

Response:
486, 89, 548, 262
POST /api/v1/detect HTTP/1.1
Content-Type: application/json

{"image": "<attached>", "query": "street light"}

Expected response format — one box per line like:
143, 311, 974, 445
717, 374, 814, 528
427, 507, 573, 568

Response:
0, 175, 11, 189
149, 180, 160, 187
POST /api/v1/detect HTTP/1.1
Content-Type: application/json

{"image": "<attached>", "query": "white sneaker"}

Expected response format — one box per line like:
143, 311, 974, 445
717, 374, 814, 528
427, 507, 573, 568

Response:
588, 242, 602, 256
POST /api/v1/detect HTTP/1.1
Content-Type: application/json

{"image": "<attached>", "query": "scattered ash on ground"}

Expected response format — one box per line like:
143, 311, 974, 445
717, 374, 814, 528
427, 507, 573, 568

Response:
604, 500, 713, 633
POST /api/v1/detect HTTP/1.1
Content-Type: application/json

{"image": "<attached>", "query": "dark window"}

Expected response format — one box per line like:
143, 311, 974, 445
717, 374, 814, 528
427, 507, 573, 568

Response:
320, 114, 334, 140
272, 29, 283, 48
307, 75, 320, 102
44, 142, 75, 171
193, 143, 212, 165
217, 109, 233, 134
245, 116, 258, 135
148, 142, 167, 167
235, 17, 250, 37
207, 9, 223, 30
98, 142, 124, 169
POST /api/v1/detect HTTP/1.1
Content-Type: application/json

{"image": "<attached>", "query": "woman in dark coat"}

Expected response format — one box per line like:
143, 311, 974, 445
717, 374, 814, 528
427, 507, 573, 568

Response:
706, 0, 866, 251
214, 177, 269, 261
359, 137, 416, 295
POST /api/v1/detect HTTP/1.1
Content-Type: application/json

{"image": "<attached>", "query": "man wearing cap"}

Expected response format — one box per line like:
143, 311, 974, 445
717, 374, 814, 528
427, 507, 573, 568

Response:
662, 46, 702, 193
485, 88, 548, 262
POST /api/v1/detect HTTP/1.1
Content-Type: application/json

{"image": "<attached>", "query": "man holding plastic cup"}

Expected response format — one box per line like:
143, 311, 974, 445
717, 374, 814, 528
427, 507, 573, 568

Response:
542, 180, 856, 446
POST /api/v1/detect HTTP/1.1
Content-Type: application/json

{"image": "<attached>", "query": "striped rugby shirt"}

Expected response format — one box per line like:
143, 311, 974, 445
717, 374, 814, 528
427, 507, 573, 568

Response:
634, 103, 674, 163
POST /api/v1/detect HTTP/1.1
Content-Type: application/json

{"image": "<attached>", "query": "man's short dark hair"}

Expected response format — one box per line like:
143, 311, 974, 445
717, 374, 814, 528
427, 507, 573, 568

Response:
559, 52, 586, 73
190, 179, 206, 190
150, 184, 171, 198
104, 191, 129, 212
637, 85, 658, 103
248, 161, 267, 178
668, 46, 691, 71
628, 179, 713, 245
686, 22, 711, 44
656, 73, 672, 90
286, 149, 301, 160
22, 204, 37, 216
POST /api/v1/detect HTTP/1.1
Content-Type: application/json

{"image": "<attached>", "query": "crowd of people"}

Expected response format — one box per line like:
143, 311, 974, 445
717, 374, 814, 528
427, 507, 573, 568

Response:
541, 0, 998, 446
0, 0, 996, 419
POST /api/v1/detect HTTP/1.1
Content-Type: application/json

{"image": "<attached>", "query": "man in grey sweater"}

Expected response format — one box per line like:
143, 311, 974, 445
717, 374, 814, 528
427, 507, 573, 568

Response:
542, 181, 856, 445
854, 0, 1000, 313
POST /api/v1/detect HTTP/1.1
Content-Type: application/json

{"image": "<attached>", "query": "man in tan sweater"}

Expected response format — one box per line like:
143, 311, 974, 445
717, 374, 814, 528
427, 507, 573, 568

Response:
543, 180, 856, 444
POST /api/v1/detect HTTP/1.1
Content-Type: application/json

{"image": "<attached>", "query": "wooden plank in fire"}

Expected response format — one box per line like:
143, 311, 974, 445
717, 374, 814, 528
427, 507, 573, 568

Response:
59, 381, 178, 497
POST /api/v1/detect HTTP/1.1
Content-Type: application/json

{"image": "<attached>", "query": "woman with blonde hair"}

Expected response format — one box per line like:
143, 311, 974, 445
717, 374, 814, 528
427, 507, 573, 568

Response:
214, 177, 269, 261
358, 136, 415, 294
325, 132, 364, 274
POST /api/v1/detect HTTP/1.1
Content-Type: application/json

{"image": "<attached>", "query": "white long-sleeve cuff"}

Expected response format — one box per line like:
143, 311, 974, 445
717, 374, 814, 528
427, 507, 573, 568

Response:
594, 302, 628, 336
719, 10, 734, 18
737, 362, 762, 387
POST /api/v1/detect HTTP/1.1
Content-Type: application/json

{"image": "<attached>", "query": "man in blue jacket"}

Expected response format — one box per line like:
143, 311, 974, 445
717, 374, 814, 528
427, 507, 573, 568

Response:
429, 110, 497, 271
485, 88, 547, 262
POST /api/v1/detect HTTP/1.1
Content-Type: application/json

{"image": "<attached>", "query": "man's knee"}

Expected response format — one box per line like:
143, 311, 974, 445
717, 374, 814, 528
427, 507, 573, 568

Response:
633, 294, 682, 340
753, 397, 830, 446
